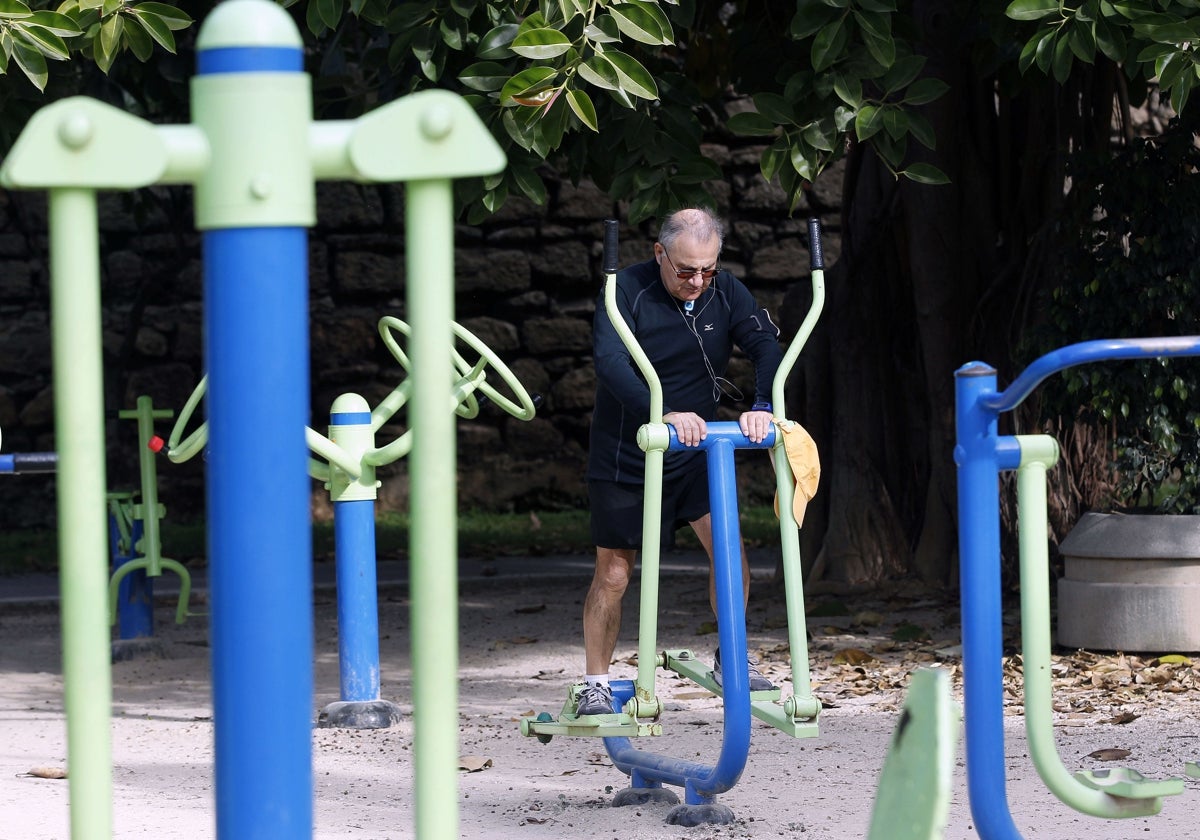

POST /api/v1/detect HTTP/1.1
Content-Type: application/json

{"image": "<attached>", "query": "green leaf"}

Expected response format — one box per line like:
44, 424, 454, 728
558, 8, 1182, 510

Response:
25, 10, 81, 36
610, 1, 669, 45
510, 163, 547, 203
129, 8, 175, 52
16, 22, 69, 59
11, 36, 47, 88
511, 27, 572, 59
861, 23, 895, 68
790, 1, 835, 39
812, 18, 847, 72
833, 72, 862, 106
901, 162, 950, 185
120, 13, 154, 60
0, 0, 32, 20
566, 87, 598, 130
439, 17, 464, 51
1169, 71, 1193, 113
881, 54, 924, 92
907, 111, 936, 150
904, 77, 949, 106
316, 0, 342, 29
627, 184, 662, 225
584, 13, 621, 43
802, 118, 837, 152
752, 91, 796, 125
1052, 30, 1074, 82
98, 10, 122, 63
1006, 0, 1060, 21
727, 111, 779, 136
499, 66, 558, 105
671, 156, 723, 184
1018, 30, 1047, 73
477, 23, 518, 59
1068, 20, 1096, 61
855, 104, 884, 141
458, 61, 510, 92
576, 53, 621, 90
760, 141, 788, 183
882, 106, 906, 140
1094, 17, 1126, 61
604, 49, 658, 99
133, 0, 187, 27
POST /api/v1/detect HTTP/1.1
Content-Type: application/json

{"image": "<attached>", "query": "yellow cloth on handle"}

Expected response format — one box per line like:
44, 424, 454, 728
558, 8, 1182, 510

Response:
773, 418, 820, 527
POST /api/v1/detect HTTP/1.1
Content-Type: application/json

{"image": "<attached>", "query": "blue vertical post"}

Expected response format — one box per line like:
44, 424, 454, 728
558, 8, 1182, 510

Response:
335, 499, 380, 699
954, 362, 1022, 840
320, 392, 400, 730
109, 514, 152, 640
702, 434, 753, 797
193, 3, 314, 836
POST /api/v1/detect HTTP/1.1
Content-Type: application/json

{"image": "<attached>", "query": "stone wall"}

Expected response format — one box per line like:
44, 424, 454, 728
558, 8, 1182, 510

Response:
0, 138, 842, 529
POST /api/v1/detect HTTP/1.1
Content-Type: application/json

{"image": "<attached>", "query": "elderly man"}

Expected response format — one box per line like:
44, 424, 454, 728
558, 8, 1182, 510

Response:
577, 207, 784, 716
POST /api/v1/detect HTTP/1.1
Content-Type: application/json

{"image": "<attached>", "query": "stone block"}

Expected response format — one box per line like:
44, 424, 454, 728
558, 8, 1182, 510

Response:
1056, 512, 1200, 651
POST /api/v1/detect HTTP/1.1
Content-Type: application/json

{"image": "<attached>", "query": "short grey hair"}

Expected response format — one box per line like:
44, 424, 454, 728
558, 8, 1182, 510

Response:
658, 207, 726, 253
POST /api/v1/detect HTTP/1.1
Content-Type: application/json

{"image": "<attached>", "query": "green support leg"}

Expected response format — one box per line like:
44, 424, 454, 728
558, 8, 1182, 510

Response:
51, 188, 112, 840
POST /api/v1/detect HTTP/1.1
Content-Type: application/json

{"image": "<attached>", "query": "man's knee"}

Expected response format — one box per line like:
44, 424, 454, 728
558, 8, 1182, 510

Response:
592, 549, 636, 594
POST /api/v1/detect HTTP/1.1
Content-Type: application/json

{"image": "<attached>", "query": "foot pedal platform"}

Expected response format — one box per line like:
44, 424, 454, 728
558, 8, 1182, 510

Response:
1074, 767, 1185, 800
663, 649, 821, 738
520, 682, 663, 742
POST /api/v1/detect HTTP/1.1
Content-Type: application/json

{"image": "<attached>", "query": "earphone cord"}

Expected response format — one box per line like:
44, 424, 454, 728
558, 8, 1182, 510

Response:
678, 302, 744, 404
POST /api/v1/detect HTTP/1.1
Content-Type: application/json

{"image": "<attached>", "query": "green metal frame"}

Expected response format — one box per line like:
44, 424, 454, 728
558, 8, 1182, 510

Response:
527, 236, 826, 741
107, 396, 195, 626
1015, 434, 1184, 817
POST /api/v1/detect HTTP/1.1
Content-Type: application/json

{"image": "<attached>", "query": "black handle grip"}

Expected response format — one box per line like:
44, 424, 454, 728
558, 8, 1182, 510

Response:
603, 219, 620, 274
808, 217, 824, 271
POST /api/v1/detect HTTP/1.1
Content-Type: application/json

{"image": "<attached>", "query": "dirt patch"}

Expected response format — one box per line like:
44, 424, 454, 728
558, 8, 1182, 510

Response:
3, 566, 1200, 838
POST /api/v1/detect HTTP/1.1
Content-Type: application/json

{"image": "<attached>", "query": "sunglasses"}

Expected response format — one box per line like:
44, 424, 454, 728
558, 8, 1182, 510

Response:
661, 248, 719, 282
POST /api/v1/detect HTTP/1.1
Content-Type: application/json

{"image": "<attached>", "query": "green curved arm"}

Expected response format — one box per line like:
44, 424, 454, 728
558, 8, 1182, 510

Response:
108, 556, 194, 626
771, 263, 825, 722
1016, 434, 1180, 817
166, 375, 209, 463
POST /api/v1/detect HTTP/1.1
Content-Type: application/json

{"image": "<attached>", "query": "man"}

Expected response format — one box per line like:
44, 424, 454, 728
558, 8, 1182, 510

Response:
577, 207, 785, 716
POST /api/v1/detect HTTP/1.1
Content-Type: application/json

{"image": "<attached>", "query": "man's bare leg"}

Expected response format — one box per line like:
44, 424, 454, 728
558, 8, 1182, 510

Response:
688, 513, 751, 614
583, 547, 638, 675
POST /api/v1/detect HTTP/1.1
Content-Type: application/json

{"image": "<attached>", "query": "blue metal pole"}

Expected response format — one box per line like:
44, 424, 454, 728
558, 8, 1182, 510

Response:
700, 434, 753, 797
205, 227, 313, 838
110, 516, 153, 640
604, 423, 760, 803
334, 498, 381, 702
954, 362, 1022, 840
193, 3, 314, 835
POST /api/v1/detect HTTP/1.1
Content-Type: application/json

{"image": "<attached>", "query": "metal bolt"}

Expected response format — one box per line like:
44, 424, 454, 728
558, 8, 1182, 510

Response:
58, 113, 93, 150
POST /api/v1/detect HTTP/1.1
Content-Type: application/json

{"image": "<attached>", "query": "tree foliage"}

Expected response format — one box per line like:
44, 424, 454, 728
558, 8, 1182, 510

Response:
7, 0, 1200, 582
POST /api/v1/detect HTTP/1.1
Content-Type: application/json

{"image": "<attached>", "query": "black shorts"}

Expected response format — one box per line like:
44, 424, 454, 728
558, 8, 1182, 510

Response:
588, 465, 710, 550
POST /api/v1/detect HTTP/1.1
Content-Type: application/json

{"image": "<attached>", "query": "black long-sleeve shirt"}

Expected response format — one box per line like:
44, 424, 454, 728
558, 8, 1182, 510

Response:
587, 259, 784, 484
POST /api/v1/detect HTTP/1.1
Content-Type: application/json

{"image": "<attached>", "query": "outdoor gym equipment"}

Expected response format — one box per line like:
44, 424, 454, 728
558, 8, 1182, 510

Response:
0, 0, 504, 836
521, 218, 826, 824
955, 337, 1200, 839
0, 397, 196, 654
108, 396, 196, 654
161, 312, 537, 728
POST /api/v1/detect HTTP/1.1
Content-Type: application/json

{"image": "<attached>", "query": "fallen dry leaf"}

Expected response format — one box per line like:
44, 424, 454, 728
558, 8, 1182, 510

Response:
1088, 748, 1132, 762
22, 767, 67, 780
832, 648, 875, 666
458, 756, 493, 772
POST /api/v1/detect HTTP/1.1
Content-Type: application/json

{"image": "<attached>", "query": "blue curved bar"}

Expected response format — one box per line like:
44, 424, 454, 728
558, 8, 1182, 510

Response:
980, 336, 1200, 413
604, 420, 770, 804
955, 336, 1200, 840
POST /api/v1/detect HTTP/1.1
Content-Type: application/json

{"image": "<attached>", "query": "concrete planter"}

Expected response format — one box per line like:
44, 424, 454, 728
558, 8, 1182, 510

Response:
1057, 512, 1200, 652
